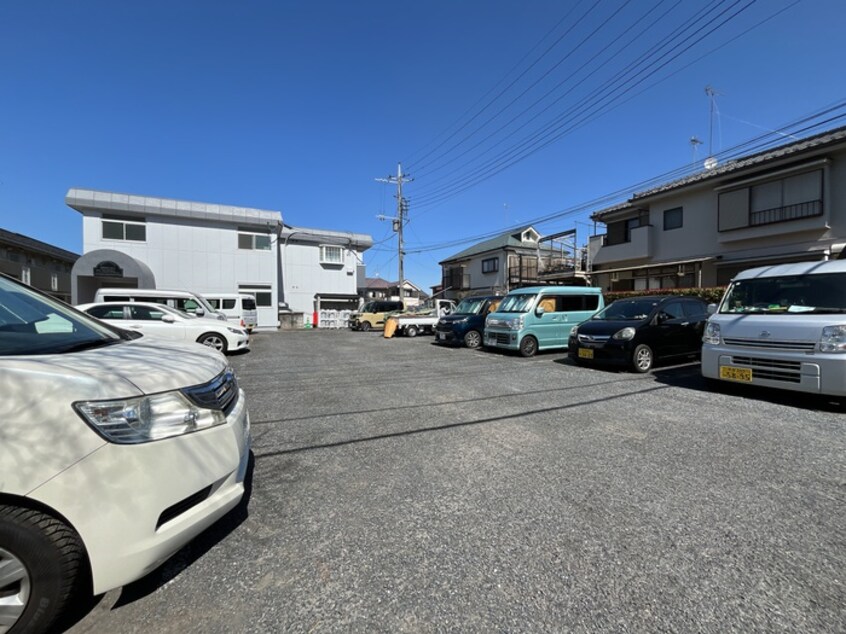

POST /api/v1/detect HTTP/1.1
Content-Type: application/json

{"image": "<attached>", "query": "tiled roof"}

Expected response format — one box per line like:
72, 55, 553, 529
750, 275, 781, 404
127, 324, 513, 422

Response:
0, 227, 79, 262
440, 226, 536, 263
591, 125, 846, 220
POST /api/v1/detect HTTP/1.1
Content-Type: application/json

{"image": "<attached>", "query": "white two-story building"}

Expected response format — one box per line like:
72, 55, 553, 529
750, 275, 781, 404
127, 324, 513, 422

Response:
67, 188, 372, 328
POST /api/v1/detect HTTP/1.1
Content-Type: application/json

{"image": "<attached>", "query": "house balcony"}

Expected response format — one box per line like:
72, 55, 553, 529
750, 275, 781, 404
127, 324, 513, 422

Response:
591, 224, 652, 266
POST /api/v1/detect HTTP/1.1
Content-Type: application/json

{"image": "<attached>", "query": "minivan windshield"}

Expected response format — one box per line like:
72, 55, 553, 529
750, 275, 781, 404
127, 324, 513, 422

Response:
496, 293, 536, 313
0, 276, 121, 355
720, 273, 846, 315
593, 299, 660, 321
454, 297, 488, 315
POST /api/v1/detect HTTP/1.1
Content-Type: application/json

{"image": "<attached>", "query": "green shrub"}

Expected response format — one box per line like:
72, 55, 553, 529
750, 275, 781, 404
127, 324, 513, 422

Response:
603, 287, 726, 304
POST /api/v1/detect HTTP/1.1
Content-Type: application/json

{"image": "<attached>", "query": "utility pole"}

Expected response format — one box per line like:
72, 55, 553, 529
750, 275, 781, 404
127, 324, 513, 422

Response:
376, 163, 413, 301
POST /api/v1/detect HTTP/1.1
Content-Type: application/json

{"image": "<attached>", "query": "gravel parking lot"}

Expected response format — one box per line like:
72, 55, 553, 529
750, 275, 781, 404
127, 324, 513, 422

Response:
71, 330, 845, 633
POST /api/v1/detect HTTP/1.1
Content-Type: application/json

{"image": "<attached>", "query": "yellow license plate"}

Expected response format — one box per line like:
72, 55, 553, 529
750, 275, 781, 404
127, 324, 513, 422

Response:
578, 348, 594, 359
720, 366, 753, 382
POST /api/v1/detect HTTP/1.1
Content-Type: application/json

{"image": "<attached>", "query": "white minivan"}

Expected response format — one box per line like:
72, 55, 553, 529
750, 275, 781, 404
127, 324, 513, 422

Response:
93, 287, 227, 321
702, 260, 846, 397
0, 274, 251, 633
203, 293, 258, 332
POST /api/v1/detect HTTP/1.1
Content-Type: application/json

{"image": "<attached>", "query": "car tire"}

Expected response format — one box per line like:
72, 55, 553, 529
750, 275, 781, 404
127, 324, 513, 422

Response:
198, 332, 228, 353
519, 335, 538, 358
405, 325, 419, 338
632, 344, 654, 373
0, 505, 86, 634
463, 330, 482, 349
359, 321, 372, 332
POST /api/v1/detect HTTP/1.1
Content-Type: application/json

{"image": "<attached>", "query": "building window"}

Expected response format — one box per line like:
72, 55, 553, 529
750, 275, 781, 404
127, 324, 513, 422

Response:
102, 218, 146, 242
319, 245, 344, 264
482, 257, 499, 274
606, 211, 649, 245
239, 285, 272, 307
238, 232, 272, 250
718, 168, 823, 231
663, 207, 683, 231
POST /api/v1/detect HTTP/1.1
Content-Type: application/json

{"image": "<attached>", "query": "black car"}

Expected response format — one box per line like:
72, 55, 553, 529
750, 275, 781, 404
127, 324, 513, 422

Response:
568, 296, 709, 372
434, 295, 501, 348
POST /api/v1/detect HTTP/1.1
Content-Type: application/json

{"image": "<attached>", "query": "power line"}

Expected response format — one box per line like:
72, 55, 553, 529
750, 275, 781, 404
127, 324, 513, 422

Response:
410, 0, 756, 210
410, 0, 754, 209
401, 0, 592, 168
401, 107, 846, 254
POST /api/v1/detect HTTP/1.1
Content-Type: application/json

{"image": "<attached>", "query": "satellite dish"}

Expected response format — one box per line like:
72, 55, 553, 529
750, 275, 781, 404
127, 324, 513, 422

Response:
704, 156, 718, 170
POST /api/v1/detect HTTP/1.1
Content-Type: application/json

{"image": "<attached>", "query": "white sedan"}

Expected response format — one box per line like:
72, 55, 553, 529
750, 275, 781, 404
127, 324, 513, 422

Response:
77, 301, 250, 354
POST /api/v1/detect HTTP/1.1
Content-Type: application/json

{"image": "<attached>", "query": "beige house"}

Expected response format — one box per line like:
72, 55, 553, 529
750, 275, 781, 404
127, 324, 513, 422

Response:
439, 225, 589, 299
588, 126, 846, 292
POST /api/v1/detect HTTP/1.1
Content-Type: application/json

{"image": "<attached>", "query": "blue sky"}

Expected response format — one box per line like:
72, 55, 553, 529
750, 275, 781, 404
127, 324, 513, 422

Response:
1, 0, 844, 291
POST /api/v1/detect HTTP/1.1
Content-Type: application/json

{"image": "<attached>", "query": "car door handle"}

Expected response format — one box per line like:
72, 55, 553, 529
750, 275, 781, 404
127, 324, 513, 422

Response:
680, 321, 689, 326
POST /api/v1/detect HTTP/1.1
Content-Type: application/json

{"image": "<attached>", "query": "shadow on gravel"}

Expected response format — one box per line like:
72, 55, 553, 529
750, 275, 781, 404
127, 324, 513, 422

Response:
109, 451, 256, 608
652, 366, 846, 413
252, 385, 671, 460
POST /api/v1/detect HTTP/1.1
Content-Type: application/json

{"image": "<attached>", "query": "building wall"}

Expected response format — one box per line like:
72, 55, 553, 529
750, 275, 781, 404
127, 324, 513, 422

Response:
82, 212, 279, 326
591, 147, 846, 290
0, 244, 75, 302
281, 242, 362, 316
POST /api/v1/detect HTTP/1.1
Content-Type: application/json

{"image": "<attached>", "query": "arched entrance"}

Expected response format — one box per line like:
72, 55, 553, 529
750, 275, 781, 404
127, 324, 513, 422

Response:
71, 249, 156, 304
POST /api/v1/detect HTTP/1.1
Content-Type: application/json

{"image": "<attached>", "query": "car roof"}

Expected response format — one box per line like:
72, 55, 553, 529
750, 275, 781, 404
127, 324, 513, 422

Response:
732, 259, 846, 281
609, 295, 701, 303
505, 286, 602, 294
78, 301, 181, 311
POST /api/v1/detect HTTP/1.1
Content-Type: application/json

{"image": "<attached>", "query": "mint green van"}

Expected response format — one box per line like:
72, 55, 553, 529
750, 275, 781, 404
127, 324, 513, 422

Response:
484, 286, 604, 357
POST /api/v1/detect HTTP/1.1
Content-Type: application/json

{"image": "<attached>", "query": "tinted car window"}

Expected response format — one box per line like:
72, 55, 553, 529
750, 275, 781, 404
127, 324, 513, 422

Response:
660, 302, 686, 320
682, 300, 707, 317
223, 299, 237, 310
129, 305, 168, 321
557, 295, 597, 311
87, 305, 126, 320
242, 297, 256, 310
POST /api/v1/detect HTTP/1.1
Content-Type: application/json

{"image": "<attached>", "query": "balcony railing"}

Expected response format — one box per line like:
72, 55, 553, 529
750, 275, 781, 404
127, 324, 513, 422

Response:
750, 200, 822, 227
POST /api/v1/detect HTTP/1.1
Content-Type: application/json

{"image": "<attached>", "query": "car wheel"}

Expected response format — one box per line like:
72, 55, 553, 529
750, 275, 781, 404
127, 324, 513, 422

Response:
463, 330, 482, 349
519, 335, 538, 358
198, 332, 228, 353
0, 506, 86, 634
405, 325, 419, 338
359, 321, 372, 332
632, 344, 654, 373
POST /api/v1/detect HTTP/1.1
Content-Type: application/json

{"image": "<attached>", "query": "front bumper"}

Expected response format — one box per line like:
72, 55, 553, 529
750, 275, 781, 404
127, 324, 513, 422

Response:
567, 336, 632, 366
29, 389, 251, 594
483, 327, 521, 350
233, 335, 250, 351
702, 344, 846, 397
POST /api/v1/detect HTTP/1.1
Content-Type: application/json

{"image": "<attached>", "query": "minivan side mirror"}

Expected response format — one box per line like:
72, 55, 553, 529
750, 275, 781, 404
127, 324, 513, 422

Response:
536, 306, 546, 316
162, 314, 176, 324
195, 308, 205, 316
707, 303, 717, 315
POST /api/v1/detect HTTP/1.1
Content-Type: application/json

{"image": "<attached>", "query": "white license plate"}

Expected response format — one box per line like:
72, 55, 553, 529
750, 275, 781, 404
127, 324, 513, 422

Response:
438, 332, 447, 340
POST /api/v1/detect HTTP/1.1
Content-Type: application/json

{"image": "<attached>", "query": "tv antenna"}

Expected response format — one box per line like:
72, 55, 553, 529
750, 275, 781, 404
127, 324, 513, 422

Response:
704, 85, 722, 169
689, 136, 703, 167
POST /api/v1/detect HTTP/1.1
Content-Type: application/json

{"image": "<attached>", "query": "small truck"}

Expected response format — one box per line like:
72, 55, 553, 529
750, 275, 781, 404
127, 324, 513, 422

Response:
383, 299, 456, 338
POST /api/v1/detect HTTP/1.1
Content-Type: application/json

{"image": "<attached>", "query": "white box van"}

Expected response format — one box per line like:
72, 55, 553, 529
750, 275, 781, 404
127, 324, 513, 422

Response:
93, 287, 226, 321
0, 274, 250, 633
203, 293, 258, 331
702, 260, 846, 397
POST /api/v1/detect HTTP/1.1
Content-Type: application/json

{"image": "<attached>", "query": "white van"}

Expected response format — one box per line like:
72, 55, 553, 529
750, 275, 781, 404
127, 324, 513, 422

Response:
702, 260, 846, 397
0, 274, 250, 633
93, 287, 226, 321
203, 293, 258, 331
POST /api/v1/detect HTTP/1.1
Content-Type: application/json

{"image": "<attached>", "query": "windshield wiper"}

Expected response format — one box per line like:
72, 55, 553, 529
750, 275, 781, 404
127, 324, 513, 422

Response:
806, 307, 846, 314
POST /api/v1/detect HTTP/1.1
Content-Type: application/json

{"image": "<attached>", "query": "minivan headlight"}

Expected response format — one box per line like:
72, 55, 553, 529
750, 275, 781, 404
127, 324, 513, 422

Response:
703, 321, 721, 345
75, 391, 226, 444
820, 325, 846, 353
508, 316, 525, 331
612, 327, 635, 340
